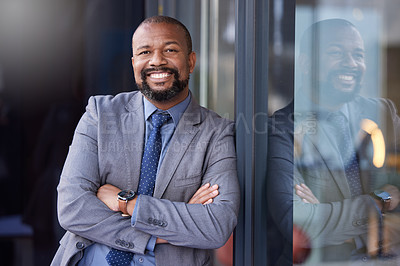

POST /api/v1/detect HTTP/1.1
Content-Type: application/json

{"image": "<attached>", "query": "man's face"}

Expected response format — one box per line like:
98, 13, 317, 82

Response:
306, 25, 366, 105
131, 23, 196, 103
319, 26, 366, 92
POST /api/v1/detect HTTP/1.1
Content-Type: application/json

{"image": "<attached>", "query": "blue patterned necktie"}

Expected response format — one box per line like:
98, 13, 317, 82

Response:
137, 112, 171, 196
105, 249, 134, 266
329, 112, 363, 197
106, 112, 170, 266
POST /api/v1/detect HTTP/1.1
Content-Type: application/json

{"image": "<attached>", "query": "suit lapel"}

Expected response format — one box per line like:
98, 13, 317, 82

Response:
310, 122, 352, 198
122, 92, 145, 191
153, 99, 201, 199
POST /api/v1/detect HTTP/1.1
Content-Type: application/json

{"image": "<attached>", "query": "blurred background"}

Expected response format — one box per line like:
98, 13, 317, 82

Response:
0, 0, 236, 265
0, 1, 143, 265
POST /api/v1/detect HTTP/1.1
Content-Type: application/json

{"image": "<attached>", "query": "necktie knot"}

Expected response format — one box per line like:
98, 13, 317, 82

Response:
151, 113, 171, 129
328, 111, 347, 130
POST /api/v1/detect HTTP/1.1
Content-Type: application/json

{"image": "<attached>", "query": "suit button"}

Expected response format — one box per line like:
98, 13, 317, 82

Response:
352, 221, 357, 226
115, 239, 122, 245
124, 241, 130, 248
148, 217, 153, 223
356, 221, 362, 226
152, 219, 158, 225
138, 257, 144, 263
128, 242, 134, 249
76, 242, 85, 249
162, 221, 168, 227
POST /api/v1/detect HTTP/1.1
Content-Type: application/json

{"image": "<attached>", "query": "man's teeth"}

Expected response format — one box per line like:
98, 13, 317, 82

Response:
338, 75, 354, 81
150, 73, 171, 79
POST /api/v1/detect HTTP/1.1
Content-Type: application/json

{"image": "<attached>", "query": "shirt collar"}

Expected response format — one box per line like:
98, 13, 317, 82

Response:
143, 91, 191, 127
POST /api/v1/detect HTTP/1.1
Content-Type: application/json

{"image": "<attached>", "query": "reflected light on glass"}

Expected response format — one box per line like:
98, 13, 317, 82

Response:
361, 119, 385, 168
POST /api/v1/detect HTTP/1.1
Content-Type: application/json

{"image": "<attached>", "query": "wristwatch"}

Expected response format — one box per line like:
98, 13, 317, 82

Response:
371, 190, 391, 214
118, 190, 136, 216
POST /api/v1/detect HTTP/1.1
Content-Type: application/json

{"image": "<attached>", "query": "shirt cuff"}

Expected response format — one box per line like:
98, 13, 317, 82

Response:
146, 236, 157, 252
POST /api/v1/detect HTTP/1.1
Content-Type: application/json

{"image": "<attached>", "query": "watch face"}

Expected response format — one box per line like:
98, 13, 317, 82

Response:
375, 190, 391, 201
118, 190, 135, 201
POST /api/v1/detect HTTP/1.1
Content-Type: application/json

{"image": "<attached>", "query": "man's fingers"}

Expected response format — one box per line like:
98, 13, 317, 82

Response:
191, 183, 210, 199
203, 198, 213, 205
189, 184, 219, 204
198, 189, 219, 204
296, 183, 320, 204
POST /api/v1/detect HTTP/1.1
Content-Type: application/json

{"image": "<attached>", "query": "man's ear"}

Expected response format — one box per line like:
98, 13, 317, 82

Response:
131, 57, 135, 68
188, 52, 196, 74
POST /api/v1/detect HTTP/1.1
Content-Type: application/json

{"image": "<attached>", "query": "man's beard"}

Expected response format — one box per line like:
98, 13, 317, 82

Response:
315, 70, 363, 107
137, 67, 189, 102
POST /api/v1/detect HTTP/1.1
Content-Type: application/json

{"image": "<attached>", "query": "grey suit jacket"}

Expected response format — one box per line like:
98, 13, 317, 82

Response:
267, 96, 400, 264
51, 91, 240, 266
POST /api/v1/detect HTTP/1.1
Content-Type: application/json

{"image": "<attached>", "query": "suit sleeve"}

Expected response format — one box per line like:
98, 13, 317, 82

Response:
292, 184, 376, 247
132, 122, 240, 249
267, 105, 379, 248
267, 114, 294, 243
57, 96, 151, 255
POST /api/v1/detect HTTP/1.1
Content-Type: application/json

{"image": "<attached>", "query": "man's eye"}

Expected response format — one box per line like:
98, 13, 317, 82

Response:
138, 51, 150, 55
354, 53, 365, 60
328, 50, 342, 57
166, 49, 177, 53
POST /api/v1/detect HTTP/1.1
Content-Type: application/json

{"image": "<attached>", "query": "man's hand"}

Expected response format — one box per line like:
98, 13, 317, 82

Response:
157, 183, 219, 245
97, 184, 123, 212
295, 183, 320, 204
188, 183, 219, 204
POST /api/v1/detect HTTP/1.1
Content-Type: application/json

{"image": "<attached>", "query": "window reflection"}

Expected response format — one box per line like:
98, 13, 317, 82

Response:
268, 1, 400, 265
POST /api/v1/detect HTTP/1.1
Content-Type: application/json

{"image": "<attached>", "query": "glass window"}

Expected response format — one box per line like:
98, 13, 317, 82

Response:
268, 0, 400, 264
152, 0, 235, 120
151, 1, 235, 265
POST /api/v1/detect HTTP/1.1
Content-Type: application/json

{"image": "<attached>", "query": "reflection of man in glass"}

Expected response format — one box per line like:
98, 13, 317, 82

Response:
268, 19, 400, 265
299, 19, 365, 110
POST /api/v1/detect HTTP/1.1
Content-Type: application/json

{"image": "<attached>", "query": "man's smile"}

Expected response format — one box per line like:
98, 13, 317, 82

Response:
329, 70, 361, 93
148, 72, 172, 79
142, 68, 177, 85
338, 74, 355, 81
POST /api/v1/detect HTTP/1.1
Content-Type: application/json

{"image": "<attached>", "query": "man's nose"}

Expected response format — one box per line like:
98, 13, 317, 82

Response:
149, 51, 167, 66
342, 53, 357, 68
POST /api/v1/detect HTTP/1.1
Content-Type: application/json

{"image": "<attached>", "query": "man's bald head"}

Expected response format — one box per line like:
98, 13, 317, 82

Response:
300, 19, 359, 55
133, 16, 192, 54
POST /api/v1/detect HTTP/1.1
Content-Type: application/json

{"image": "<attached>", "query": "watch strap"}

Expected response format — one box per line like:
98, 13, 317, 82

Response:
382, 198, 391, 214
370, 190, 391, 214
117, 190, 136, 217
118, 199, 130, 216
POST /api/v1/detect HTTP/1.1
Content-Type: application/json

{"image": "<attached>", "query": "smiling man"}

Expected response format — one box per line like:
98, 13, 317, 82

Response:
267, 19, 400, 265
298, 19, 367, 110
132, 19, 195, 107
51, 16, 239, 266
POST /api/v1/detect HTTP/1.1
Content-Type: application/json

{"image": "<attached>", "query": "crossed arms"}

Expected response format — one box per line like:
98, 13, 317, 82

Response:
97, 182, 221, 244
57, 95, 240, 254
